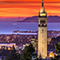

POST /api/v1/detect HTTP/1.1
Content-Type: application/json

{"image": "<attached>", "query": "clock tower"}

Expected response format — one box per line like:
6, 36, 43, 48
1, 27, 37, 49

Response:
38, 0, 47, 59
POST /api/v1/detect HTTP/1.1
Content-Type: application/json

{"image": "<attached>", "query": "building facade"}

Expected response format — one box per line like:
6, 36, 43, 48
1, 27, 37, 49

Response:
31, 36, 38, 50
38, 0, 47, 59
0, 43, 16, 50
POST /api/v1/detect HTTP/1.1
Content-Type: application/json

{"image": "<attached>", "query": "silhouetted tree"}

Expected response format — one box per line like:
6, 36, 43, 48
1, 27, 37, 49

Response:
5, 45, 20, 60
1, 55, 4, 60
52, 42, 60, 60
50, 57, 53, 60
39, 54, 42, 60
20, 43, 37, 60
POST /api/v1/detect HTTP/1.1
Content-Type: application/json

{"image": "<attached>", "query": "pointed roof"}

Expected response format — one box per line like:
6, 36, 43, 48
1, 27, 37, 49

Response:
40, 0, 45, 13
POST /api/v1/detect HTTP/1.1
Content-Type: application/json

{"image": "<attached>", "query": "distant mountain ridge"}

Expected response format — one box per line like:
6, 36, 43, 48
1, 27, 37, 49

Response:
19, 16, 60, 23
0, 16, 60, 22
0, 17, 25, 21
47, 16, 60, 22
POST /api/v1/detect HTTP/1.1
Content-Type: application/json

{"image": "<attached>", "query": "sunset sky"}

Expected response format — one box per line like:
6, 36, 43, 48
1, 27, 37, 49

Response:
0, 0, 60, 17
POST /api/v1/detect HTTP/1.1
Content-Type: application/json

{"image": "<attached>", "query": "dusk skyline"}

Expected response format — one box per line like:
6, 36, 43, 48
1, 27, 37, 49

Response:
0, 0, 60, 60
0, 0, 60, 17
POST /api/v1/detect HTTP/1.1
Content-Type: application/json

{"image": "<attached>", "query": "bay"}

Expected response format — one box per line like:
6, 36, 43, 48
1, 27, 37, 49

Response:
0, 22, 60, 34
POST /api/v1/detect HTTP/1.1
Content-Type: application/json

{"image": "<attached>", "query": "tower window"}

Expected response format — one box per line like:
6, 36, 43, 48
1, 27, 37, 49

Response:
40, 20, 45, 24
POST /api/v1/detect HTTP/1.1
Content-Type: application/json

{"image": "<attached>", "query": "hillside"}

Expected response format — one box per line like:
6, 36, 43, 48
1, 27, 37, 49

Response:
0, 17, 25, 22
19, 16, 60, 23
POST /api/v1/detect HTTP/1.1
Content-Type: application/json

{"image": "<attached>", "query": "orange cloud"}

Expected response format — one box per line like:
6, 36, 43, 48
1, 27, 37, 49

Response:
0, 0, 60, 17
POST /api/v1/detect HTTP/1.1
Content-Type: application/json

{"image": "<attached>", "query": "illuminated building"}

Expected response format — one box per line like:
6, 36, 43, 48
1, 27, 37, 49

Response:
31, 37, 38, 50
38, 0, 47, 59
49, 52, 54, 58
0, 43, 16, 50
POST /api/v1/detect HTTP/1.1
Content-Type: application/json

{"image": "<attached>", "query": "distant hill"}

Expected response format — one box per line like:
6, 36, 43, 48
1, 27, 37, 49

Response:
19, 16, 38, 22
0, 16, 60, 22
19, 16, 60, 23
47, 16, 60, 22
0, 17, 25, 22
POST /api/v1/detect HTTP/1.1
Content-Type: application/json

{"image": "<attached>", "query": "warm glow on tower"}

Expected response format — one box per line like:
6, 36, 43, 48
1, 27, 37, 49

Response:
38, 0, 47, 59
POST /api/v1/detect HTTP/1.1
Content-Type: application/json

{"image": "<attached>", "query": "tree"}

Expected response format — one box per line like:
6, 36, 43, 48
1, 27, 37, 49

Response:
39, 54, 42, 60
20, 43, 37, 60
50, 57, 53, 60
35, 54, 42, 60
53, 42, 60, 60
5, 45, 20, 60
1, 55, 4, 60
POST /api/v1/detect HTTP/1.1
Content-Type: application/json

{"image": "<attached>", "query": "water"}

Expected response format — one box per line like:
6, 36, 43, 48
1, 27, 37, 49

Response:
0, 22, 60, 34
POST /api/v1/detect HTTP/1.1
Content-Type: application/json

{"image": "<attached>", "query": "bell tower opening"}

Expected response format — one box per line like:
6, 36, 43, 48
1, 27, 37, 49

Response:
40, 20, 46, 26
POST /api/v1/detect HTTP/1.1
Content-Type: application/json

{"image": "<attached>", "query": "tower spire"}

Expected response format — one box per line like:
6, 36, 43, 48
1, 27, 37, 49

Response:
42, 0, 44, 6
40, 0, 45, 13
